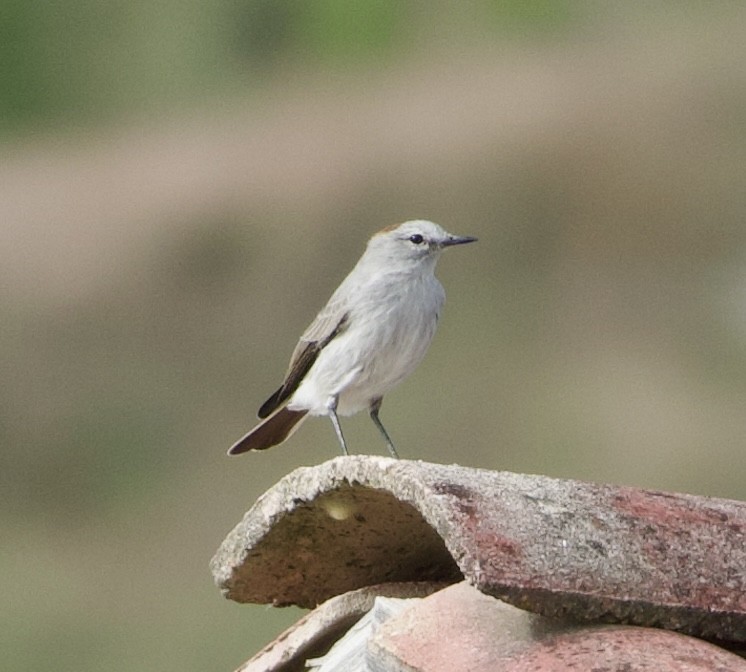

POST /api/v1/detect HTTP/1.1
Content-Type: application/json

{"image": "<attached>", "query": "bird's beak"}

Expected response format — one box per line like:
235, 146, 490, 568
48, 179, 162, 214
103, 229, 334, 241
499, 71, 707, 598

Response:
441, 234, 478, 247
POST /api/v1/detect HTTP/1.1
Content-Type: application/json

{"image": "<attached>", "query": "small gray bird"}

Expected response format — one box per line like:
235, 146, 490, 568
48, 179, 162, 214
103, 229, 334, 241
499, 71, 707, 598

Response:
228, 220, 476, 457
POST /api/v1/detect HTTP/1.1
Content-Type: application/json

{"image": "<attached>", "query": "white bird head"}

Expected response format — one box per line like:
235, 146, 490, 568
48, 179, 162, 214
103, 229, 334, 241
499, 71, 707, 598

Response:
366, 220, 477, 269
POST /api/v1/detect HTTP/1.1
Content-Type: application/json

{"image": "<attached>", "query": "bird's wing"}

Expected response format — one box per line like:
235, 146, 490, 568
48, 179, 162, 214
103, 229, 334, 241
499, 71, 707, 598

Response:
258, 295, 350, 419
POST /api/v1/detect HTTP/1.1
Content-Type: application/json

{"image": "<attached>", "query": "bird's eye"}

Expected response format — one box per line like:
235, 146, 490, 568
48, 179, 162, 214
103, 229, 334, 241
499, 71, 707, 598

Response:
409, 234, 424, 245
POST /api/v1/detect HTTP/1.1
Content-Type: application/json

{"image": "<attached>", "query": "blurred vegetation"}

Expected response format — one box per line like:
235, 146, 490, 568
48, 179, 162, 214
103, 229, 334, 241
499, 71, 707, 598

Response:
3, 2, 746, 671
0, 0, 580, 133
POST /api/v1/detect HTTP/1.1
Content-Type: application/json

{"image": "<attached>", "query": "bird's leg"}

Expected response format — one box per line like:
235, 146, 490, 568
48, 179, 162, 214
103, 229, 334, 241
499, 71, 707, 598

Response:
327, 395, 349, 456
369, 397, 399, 459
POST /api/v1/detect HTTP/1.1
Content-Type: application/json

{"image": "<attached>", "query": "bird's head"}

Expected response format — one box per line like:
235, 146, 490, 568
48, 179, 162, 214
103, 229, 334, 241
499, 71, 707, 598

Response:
366, 220, 477, 269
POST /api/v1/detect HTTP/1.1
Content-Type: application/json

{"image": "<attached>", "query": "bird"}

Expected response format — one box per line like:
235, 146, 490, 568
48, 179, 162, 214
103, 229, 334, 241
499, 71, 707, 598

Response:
228, 220, 477, 458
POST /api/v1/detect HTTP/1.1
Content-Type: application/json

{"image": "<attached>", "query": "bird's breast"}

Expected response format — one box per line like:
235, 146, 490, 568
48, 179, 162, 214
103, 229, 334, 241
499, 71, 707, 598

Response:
291, 274, 444, 415
345, 277, 442, 381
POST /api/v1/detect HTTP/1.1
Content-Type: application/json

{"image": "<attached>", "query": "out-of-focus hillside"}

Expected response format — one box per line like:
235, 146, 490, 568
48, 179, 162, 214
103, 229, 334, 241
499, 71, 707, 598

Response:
3, 4, 746, 671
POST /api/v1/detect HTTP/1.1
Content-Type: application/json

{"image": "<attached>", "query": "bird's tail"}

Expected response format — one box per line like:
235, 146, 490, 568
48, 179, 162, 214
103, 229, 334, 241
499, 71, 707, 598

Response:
228, 406, 308, 455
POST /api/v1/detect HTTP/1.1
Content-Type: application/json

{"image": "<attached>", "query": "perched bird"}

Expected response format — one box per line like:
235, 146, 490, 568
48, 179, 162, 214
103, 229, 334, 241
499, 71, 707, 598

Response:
228, 220, 476, 457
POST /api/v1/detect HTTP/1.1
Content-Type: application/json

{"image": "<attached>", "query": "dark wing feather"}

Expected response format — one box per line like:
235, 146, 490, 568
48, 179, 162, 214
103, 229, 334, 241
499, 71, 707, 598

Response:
257, 341, 320, 418
257, 310, 349, 419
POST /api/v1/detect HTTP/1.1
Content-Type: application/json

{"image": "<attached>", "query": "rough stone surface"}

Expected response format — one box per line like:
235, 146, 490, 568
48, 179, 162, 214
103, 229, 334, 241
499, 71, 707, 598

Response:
211, 456, 746, 642
236, 582, 445, 672
370, 582, 746, 672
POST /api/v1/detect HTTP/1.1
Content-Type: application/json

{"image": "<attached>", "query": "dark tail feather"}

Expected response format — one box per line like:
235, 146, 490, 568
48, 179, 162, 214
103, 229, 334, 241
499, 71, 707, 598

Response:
228, 407, 308, 455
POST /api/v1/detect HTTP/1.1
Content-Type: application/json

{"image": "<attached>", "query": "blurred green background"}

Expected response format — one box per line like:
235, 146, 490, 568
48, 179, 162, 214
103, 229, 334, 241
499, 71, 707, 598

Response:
3, 2, 746, 670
